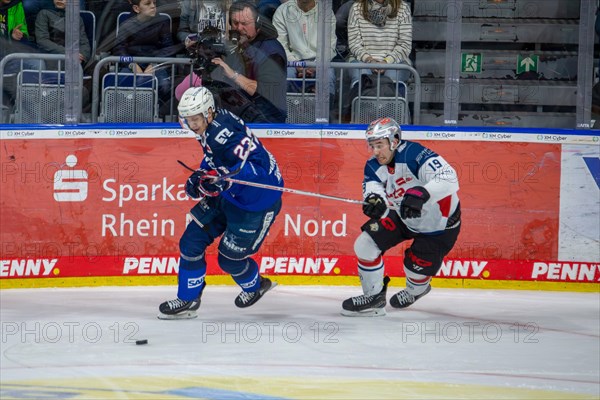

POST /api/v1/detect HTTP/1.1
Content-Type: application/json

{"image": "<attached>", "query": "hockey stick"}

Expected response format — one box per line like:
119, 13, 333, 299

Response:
178, 159, 366, 205
177, 144, 250, 182
176, 160, 400, 209
224, 177, 367, 205
222, 178, 402, 210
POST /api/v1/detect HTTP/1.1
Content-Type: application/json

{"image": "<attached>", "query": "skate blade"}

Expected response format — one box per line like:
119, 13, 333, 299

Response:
157, 310, 198, 320
258, 280, 278, 297
340, 307, 387, 317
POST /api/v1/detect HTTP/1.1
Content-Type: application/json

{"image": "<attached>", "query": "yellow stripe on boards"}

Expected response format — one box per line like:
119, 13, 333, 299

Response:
1, 275, 598, 292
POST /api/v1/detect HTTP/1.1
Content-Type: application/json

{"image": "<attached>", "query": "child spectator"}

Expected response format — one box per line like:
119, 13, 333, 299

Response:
35, 0, 91, 67
1, 0, 45, 102
23, 0, 84, 41
113, 0, 178, 109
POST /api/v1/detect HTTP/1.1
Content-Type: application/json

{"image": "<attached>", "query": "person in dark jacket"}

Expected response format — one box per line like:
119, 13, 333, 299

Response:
35, 0, 91, 66
210, 1, 287, 122
113, 0, 178, 103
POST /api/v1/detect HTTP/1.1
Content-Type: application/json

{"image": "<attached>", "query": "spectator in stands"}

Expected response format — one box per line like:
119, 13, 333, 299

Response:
347, 0, 412, 88
34, 0, 91, 68
113, 0, 178, 107
210, 1, 287, 122
272, 0, 337, 95
87, 0, 179, 48
177, 0, 226, 49
1, 0, 43, 59
23, 0, 84, 40
1, 0, 45, 103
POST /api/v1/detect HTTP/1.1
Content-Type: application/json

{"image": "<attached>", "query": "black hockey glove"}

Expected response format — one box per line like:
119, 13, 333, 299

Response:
362, 193, 388, 219
185, 170, 203, 200
400, 186, 430, 219
198, 169, 232, 197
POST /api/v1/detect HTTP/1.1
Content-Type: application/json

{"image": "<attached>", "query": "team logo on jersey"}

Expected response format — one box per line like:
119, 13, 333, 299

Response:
369, 222, 379, 232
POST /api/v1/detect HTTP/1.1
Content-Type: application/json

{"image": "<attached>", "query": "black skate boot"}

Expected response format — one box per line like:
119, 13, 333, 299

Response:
158, 289, 203, 320
235, 277, 277, 308
389, 284, 431, 309
341, 276, 390, 317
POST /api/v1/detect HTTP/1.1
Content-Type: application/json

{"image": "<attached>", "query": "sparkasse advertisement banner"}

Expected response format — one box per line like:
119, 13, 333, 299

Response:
0, 125, 598, 290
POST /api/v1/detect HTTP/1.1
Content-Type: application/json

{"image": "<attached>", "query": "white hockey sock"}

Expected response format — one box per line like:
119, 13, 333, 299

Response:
404, 267, 431, 296
358, 256, 384, 296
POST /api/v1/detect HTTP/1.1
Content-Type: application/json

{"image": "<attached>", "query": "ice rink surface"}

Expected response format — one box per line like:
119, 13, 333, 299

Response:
1, 284, 599, 399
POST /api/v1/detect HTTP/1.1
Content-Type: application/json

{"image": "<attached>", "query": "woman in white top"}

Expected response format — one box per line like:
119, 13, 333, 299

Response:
347, 0, 412, 87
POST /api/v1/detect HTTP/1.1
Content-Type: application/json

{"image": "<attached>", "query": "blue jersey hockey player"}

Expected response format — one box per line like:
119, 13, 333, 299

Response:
342, 118, 461, 317
158, 86, 283, 319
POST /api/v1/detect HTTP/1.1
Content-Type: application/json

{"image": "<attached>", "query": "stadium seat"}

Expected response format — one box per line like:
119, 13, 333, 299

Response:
286, 93, 317, 124
13, 70, 73, 123
99, 72, 160, 122
351, 96, 409, 124
350, 80, 409, 124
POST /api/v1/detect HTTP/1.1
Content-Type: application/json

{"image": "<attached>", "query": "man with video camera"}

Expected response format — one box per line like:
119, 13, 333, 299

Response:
179, 0, 287, 123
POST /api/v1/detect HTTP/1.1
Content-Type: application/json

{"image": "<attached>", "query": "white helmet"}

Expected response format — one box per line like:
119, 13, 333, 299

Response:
365, 117, 402, 150
178, 86, 215, 129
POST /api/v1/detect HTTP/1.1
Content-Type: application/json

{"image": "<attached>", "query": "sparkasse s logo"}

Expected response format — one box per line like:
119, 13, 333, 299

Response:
53, 155, 89, 202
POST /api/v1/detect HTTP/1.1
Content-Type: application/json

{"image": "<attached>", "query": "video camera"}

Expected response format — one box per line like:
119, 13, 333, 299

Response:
187, 26, 240, 75
185, 26, 269, 123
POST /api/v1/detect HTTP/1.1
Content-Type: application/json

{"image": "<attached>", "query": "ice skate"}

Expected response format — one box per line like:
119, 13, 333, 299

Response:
235, 277, 277, 308
389, 284, 431, 309
341, 276, 390, 317
158, 296, 201, 320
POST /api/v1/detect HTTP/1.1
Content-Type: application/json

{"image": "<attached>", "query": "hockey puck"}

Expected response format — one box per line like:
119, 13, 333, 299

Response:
136, 339, 148, 345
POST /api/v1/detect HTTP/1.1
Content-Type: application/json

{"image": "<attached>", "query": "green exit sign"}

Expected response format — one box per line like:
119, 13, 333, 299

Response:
517, 54, 539, 74
461, 53, 482, 73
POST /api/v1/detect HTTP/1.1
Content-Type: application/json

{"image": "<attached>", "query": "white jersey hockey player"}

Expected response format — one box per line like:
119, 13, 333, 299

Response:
342, 117, 461, 317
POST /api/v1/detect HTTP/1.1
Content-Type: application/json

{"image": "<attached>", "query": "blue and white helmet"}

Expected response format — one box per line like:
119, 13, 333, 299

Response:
178, 86, 215, 130
365, 117, 402, 150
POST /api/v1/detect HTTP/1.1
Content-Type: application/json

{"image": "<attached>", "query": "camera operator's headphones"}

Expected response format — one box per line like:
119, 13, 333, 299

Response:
228, 1, 263, 30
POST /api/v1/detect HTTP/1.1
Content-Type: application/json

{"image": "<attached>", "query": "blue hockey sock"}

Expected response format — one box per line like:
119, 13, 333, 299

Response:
177, 267, 206, 301
221, 257, 261, 292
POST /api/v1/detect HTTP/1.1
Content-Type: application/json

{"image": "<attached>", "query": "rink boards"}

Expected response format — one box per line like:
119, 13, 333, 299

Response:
0, 124, 598, 291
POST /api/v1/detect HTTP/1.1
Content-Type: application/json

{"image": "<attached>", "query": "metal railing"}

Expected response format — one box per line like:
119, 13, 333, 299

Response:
286, 60, 421, 125
3, 52, 421, 125
1, 53, 71, 123
91, 56, 193, 123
